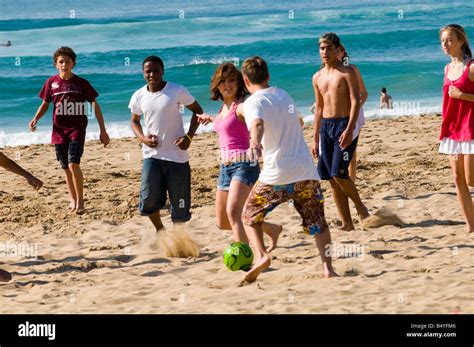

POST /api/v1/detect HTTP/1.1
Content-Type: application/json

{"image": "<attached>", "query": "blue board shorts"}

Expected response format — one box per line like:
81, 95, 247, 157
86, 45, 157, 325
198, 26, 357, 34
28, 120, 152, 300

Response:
139, 158, 191, 222
317, 117, 358, 180
217, 161, 260, 191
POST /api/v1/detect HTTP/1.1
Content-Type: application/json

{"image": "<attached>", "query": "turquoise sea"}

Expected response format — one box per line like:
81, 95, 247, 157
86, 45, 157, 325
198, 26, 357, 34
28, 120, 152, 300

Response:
0, 0, 473, 146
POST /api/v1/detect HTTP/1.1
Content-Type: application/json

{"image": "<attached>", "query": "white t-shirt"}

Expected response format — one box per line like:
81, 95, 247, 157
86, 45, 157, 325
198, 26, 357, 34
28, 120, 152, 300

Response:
244, 87, 320, 185
128, 82, 195, 163
353, 107, 365, 141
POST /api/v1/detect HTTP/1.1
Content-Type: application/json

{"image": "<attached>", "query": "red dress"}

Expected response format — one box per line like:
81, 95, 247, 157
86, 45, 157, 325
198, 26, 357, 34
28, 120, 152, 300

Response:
440, 59, 474, 142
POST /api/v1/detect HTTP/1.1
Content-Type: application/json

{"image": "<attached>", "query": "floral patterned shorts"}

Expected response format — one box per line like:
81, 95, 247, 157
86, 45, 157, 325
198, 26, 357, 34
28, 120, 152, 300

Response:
242, 180, 328, 235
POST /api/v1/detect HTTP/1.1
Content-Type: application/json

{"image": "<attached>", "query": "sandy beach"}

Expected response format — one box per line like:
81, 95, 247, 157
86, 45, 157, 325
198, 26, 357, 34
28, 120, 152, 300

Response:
0, 114, 472, 314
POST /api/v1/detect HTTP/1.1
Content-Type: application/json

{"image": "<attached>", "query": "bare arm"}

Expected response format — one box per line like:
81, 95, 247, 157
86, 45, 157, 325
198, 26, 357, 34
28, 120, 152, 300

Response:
312, 73, 324, 157
29, 101, 50, 131
247, 118, 264, 161
131, 113, 158, 148
353, 65, 368, 105
450, 63, 474, 102
174, 101, 203, 150
339, 67, 360, 149
236, 103, 246, 122
93, 100, 110, 147
184, 101, 203, 139
0, 152, 32, 178
0, 152, 43, 189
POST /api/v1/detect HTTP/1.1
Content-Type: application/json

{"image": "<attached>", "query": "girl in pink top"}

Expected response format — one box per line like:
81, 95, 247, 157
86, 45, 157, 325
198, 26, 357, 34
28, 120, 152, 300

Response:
198, 63, 282, 249
439, 24, 474, 232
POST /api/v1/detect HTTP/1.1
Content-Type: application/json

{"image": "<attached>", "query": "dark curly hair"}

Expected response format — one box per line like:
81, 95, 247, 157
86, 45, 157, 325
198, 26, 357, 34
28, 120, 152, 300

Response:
53, 47, 76, 65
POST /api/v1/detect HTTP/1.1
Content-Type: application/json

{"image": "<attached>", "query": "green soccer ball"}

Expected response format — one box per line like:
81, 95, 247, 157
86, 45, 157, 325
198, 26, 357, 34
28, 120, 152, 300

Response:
223, 242, 254, 271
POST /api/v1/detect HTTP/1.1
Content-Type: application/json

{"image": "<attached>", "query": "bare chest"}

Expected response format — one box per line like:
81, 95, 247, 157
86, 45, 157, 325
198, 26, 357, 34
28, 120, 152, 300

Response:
318, 74, 348, 96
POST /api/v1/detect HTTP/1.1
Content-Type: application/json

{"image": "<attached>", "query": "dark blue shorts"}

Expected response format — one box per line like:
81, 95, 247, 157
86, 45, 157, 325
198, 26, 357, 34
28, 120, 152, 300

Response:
55, 141, 84, 169
317, 117, 358, 180
217, 161, 260, 191
139, 158, 191, 222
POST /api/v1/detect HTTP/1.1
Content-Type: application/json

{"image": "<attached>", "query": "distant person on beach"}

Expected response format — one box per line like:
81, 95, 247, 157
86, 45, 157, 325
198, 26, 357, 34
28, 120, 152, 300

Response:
197, 62, 282, 247
312, 32, 370, 231
379, 87, 393, 109
439, 24, 474, 233
240, 56, 337, 283
1, 40, 11, 47
0, 151, 43, 282
129, 55, 203, 232
29, 46, 110, 215
338, 45, 368, 181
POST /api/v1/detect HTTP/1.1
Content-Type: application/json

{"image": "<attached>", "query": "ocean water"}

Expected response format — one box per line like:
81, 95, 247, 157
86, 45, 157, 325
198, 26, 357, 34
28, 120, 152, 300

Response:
0, 0, 473, 146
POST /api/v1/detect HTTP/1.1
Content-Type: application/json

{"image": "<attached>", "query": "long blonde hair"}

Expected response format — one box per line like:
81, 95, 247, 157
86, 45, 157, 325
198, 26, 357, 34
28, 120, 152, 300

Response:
440, 24, 472, 60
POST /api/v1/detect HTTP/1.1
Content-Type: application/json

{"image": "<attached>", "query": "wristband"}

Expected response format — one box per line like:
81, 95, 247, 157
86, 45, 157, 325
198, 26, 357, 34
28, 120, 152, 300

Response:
185, 134, 193, 142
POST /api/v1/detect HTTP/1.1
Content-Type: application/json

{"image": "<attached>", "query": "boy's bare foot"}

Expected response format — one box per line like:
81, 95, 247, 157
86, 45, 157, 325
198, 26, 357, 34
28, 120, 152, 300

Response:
75, 204, 85, 215
340, 223, 355, 231
324, 268, 339, 278
27, 175, 43, 190
266, 224, 283, 253
357, 206, 370, 222
243, 254, 271, 283
323, 263, 339, 278
69, 200, 76, 211
0, 268, 12, 282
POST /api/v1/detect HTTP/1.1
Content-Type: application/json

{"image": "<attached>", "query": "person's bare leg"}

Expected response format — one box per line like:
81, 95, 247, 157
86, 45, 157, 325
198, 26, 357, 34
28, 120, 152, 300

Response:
226, 180, 251, 243
465, 154, 474, 221
261, 222, 282, 253
243, 223, 270, 283
329, 178, 354, 230
63, 168, 77, 211
226, 180, 282, 250
216, 190, 232, 230
149, 210, 165, 232
68, 163, 84, 214
333, 176, 369, 221
349, 149, 357, 182
450, 155, 474, 232
314, 228, 338, 278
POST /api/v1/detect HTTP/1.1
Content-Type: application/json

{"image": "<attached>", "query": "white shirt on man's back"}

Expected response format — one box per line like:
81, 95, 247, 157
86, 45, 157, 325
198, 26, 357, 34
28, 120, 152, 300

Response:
243, 87, 320, 185
128, 82, 195, 163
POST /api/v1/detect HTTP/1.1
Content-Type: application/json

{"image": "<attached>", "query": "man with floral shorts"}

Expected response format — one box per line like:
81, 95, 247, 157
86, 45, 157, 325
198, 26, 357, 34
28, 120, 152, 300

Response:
240, 56, 338, 283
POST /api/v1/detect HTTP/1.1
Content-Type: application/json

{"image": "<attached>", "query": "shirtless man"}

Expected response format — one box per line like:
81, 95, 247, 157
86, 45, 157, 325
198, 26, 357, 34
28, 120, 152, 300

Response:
380, 87, 393, 109
312, 32, 369, 230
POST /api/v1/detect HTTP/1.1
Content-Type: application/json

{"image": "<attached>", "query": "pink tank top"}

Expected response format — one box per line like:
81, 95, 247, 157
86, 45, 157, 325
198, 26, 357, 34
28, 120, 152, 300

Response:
440, 59, 474, 141
213, 101, 249, 162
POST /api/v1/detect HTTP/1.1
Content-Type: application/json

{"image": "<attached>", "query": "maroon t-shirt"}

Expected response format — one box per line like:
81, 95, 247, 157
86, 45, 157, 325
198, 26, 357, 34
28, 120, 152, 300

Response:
39, 74, 98, 144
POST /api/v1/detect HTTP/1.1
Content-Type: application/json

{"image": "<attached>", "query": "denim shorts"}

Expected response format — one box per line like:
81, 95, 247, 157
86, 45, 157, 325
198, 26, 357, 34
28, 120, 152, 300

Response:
139, 158, 191, 222
217, 161, 260, 191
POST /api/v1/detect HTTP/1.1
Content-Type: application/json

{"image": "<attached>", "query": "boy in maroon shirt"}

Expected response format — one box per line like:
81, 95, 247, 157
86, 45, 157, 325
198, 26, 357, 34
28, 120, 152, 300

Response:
29, 47, 110, 214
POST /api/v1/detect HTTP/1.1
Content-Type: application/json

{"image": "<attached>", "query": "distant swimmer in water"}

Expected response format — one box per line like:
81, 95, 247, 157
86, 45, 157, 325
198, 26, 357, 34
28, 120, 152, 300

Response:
1, 40, 12, 47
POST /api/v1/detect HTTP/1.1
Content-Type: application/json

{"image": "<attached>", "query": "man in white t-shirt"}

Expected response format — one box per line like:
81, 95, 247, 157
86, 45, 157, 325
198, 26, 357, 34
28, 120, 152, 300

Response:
129, 55, 203, 232
240, 56, 337, 283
